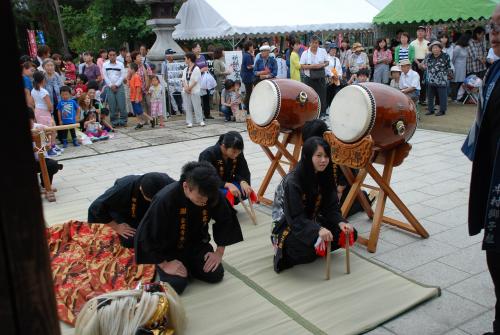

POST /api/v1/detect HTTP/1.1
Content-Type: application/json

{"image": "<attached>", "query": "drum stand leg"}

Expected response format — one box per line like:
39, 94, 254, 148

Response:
344, 149, 429, 253
257, 132, 301, 205
339, 166, 374, 219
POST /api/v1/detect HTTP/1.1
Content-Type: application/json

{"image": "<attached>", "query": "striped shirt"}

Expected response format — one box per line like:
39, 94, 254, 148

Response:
399, 47, 409, 61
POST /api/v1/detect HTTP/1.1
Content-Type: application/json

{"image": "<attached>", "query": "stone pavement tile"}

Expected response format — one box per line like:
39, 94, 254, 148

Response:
352, 239, 399, 259
363, 327, 397, 335
432, 225, 483, 249
383, 291, 488, 335
437, 244, 487, 275
410, 145, 452, 158
447, 271, 495, 308
389, 190, 435, 206
418, 179, 470, 197
142, 134, 200, 145
383, 203, 442, 221
411, 160, 458, 174
390, 179, 432, 194
404, 261, 472, 289
422, 192, 469, 211
374, 239, 458, 272
419, 219, 456, 236
425, 206, 468, 227
459, 309, 495, 335
379, 226, 427, 247
417, 170, 467, 184
442, 329, 471, 335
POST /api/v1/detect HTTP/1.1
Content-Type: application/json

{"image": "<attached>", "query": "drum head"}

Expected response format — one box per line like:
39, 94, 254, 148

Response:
329, 85, 375, 143
249, 80, 279, 127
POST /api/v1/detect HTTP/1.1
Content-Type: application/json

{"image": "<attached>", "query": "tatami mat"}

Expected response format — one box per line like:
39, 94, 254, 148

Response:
60, 207, 439, 335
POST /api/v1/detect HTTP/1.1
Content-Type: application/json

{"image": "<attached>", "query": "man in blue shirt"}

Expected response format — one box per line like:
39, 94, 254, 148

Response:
57, 86, 80, 148
253, 45, 278, 85
240, 41, 255, 111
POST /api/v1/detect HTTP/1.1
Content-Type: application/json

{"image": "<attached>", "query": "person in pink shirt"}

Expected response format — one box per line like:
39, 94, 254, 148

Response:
373, 38, 393, 84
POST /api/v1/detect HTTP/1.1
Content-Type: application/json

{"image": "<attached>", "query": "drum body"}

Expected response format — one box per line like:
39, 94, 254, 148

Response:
249, 79, 320, 130
329, 82, 417, 150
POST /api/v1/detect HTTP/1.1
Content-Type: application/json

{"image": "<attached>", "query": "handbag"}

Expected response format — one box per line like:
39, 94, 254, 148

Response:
200, 72, 217, 90
307, 50, 325, 80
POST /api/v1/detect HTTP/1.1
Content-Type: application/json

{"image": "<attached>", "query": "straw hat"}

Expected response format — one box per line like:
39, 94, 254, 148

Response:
352, 42, 364, 52
390, 66, 402, 72
399, 59, 412, 66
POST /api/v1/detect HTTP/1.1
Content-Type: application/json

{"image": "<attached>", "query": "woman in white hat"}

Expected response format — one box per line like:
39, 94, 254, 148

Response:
423, 40, 453, 116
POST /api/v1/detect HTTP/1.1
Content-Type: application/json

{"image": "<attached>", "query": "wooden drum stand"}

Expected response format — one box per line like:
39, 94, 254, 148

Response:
247, 119, 302, 205
32, 123, 79, 202
324, 132, 429, 253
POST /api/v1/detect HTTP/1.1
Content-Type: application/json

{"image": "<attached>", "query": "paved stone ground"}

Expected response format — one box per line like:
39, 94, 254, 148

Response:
43, 117, 494, 335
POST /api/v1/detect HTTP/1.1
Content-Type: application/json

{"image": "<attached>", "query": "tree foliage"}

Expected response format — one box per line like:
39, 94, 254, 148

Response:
12, 0, 154, 55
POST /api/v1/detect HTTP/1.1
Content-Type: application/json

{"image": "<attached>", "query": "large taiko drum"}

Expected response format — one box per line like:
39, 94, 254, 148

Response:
249, 79, 320, 130
329, 82, 417, 150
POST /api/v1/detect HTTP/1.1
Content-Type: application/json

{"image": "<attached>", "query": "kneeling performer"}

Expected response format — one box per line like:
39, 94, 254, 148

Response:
271, 137, 358, 273
134, 161, 244, 294
199, 131, 253, 205
88, 172, 175, 248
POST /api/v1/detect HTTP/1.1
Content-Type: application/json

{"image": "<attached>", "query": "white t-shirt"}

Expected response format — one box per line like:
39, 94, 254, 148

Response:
487, 48, 500, 62
182, 65, 201, 95
326, 55, 343, 77
399, 69, 421, 90
31, 88, 50, 110
300, 47, 328, 77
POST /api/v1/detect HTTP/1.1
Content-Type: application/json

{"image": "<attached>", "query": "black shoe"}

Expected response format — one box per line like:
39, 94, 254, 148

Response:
425, 111, 434, 115
205, 115, 215, 119
435, 112, 445, 116
150, 119, 156, 128
134, 123, 143, 130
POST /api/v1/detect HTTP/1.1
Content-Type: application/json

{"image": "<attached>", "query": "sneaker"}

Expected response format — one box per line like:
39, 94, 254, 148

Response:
53, 145, 64, 153
134, 123, 144, 130
72, 139, 80, 147
62, 140, 68, 148
150, 119, 156, 128
187, 123, 193, 128
200, 121, 206, 127
424, 111, 434, 115
47, 148, 58, 157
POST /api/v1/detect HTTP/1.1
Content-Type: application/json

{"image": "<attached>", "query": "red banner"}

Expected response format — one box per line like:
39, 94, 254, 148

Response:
27, 29, 37, 59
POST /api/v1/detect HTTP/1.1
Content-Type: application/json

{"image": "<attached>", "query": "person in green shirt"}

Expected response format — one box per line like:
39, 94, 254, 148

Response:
394, 32, 415, 65
290, 38, 302, 81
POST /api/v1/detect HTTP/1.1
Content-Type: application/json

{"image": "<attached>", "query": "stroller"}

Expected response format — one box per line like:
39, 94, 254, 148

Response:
458, 75, 482, 104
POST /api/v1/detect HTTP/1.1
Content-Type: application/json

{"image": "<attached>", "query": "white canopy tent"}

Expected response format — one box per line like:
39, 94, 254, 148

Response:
173, 0, 382, 40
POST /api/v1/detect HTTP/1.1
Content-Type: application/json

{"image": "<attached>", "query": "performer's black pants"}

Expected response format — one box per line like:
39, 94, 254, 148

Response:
487, 250, 500, 333
156, 243, 224, 294
280, 222, 358, 271
35, 158, 62, 187
304, 76, 327, 117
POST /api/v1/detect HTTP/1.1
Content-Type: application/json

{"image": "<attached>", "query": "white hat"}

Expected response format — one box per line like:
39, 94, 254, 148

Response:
270, 45, 277, 53
390, 66, 401, 72
259, 45, 271, 51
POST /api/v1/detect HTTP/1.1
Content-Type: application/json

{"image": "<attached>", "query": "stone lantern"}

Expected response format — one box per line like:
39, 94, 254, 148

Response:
135, 0, 184, 64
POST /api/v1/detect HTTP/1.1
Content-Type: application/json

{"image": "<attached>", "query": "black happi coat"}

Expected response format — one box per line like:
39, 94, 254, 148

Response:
88, 174, 174, 229
272, 169, 345, 249
199, 144, 251, 188
467, 60, 500, 251
134, 182, 244, 264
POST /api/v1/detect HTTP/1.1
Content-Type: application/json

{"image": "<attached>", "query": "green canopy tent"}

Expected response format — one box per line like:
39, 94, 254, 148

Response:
373, 0, 500, 24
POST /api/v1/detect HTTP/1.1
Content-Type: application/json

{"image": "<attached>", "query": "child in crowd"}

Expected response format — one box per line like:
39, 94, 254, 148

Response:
28, 108, 63, 191
148, 75, 165, 127
231, 80, 242, 117
86, 80, 113, 131
78, 93, 95, 129
129, 63, 153, 129
347, 68, 370, 85
75, 73, 88, 98
63, 55, 76, 86
221, 79, 235, 122
83, 111, 109, 142
57, 86, 80, 147
31, 71, 59, 157
390, 66, 402, 90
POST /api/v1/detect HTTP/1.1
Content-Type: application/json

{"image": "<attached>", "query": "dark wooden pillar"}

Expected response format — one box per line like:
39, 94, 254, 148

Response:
0, 1, 60, 334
